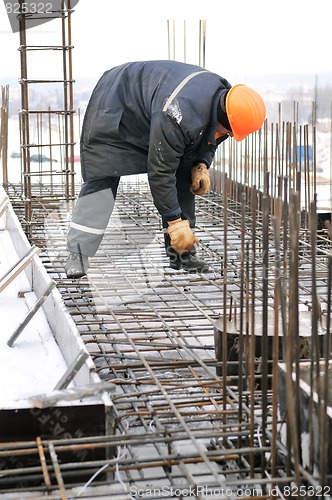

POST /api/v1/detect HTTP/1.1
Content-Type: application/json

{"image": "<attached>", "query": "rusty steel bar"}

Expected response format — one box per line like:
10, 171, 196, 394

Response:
0, 85, 9, 185
16, 2, 76, 237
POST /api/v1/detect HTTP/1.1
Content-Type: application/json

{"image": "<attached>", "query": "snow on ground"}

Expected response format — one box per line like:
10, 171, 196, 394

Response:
0, 226, 68, 408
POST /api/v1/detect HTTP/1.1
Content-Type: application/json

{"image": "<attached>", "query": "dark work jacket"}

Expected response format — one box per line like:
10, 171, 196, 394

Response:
81, 60, 231, 218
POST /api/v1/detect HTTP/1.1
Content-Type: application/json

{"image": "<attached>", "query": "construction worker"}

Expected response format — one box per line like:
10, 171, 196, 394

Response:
65, 60, 266, 278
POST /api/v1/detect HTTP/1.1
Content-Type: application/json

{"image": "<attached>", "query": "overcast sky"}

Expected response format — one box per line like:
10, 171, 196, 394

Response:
0, 0, 331, 88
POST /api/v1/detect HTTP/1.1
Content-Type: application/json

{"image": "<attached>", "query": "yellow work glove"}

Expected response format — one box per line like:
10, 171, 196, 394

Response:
190, 163, 210, 195
167, 219, 199, 253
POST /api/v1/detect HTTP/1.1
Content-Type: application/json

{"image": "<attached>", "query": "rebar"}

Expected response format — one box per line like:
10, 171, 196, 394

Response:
3, 127, 332, 495
17, 1, 76, 238
0, 85, 9, 185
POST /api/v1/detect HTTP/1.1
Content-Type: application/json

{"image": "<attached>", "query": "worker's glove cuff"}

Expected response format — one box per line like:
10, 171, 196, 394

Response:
190, 163, 210, 196
166, 219, 199, 253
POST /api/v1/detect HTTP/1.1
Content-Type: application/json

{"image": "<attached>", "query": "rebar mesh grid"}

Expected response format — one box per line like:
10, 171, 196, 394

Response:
1, 178, 332, 499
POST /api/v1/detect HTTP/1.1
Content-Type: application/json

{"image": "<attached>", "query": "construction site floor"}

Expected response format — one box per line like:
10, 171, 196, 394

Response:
2, 179, 329, 499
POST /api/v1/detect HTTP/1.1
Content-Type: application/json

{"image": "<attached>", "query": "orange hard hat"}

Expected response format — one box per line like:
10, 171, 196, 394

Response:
225, 84, 266, 141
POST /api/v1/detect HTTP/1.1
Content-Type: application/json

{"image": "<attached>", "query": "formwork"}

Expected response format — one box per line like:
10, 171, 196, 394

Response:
0, 185, 114, 495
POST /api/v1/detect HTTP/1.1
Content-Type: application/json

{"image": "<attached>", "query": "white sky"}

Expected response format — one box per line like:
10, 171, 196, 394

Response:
0, 0, 331, 87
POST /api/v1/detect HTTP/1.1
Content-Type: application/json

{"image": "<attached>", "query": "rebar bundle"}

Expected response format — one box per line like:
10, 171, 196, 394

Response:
2, 115, 332, 496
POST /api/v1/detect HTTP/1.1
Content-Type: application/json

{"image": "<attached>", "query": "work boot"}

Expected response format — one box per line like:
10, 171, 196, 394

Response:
169, 251, 209, 273
65, 252, 89, 278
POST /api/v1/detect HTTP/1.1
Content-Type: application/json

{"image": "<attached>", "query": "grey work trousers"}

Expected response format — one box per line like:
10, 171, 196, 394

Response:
67, 170, 195, 257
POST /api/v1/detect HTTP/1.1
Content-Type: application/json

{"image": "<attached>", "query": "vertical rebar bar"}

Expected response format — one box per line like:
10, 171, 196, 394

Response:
0, 85, 9, 185
19, 1, 31, 237
320, 246, 332, 485
67, 4, 75, 194
222, 172, 228, 426
249, 185, 257, 478
260, 188, 269, 481
285, 191, 301, 486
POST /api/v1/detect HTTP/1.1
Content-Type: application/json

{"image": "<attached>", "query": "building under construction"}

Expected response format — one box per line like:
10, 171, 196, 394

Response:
0, 4, 332, 500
